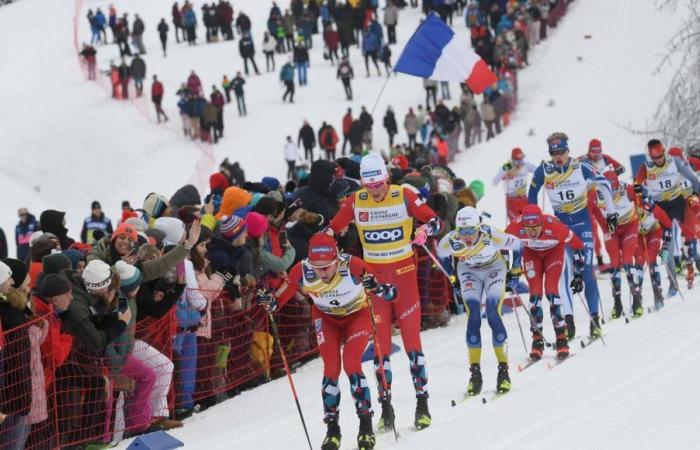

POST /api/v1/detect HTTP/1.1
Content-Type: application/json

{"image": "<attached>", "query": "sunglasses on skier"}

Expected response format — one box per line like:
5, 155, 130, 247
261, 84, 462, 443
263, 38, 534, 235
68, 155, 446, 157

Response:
364, 180, 386, 190
457, 226, 479, 236
549, 149, 568, 156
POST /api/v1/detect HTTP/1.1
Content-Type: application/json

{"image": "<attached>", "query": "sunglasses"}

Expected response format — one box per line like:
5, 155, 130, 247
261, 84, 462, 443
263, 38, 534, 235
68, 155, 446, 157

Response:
457, 226, 479, 236
549, 149, 567, 156
364, 180, 386, 190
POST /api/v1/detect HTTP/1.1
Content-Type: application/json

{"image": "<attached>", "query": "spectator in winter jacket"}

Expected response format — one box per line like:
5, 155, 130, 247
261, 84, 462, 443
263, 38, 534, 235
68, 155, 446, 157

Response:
348, 119, 365, 155
151, 75, 169, 123
262, 32, 277, 72
481, 97, 497, 140
359, 106, 374, 148
235, 11, 252, 36
383, 106, 398, 146
280, 61, 295, 103
202, 101, 220, 143
336, 56, 354, 101
239, 32, 260, 75
323, 26, 340, 64
131, 53, 147, 96
294, 159, 339, 224
210, 86, 226, 140
207, 215, 254, 278
298, 121, 316, 162
404, 108, 420, 149
293, 41, 310, 86
80, 201, 113, 245
361, 29, 381, 76
187, 70, 202, 96
39, 210, 75, 250
158, 18, 169, 56
132, 14, 147, 54
79, 43, 97, 80
283, 136, 300, 180
231, 72, 246, 116
341, 108, 353, 155
118, 58, 131, 99
15, 208, 39, 261
183, 8, 197, 45
384, 0, 399, 44
319, 123, 339, 161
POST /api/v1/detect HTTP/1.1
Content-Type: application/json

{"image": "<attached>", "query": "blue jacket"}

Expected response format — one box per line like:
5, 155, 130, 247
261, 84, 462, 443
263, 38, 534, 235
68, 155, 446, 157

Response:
280, 63, 295, 81
15, 214, 39, 261
183, 9, 197, 27
94, 11, 106, 28
362, 32, 379, 54
496, 16, 513, 35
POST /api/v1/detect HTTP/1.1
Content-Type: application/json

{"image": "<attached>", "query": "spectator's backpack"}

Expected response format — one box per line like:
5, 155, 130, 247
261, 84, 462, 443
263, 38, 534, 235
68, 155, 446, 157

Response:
280, 64, 294, 81
323, 129, 334, 148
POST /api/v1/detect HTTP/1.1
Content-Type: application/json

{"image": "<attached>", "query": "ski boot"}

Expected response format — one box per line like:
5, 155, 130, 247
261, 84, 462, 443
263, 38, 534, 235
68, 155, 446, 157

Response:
496, 363, 511, 394
611, 294, 624, 319
653, 286, 665, 310
631, 292, 644, 318
554, 327, 569, 360
530, 333, 544, 361
565, 314, 576, 340
667, 285, 678, 298
321, 417, 341, 450
376, 396, 395, 432
357, 414, 375, 450
589, 315, 602, 339
467, 363, 483, 395
414, 396, 431, 430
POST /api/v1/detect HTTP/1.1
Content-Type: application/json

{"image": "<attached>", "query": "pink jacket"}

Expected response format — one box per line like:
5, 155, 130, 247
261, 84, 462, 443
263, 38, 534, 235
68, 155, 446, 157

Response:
195, 270, 225, 339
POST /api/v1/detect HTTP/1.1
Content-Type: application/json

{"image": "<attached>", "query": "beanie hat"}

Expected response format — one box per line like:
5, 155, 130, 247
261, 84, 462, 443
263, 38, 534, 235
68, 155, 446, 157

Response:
114, 261, 143, 294
261, 176, 281, 191
360, 153, 389, 184
216, 187, 253, 219
220, 215, 247, 241
31, 239, 58, 263
112, 223, 138, 242
266, 190, 284, 204
144, 228, 167, 249
91, 201, 101, 210
209, 172, 230, 192
29, 231, 45, 247
125, 217, 149, 233
245, 212, 269, 239
511, 147, 525, 160
82, 260, 112, 292
143, 192, 170, 219
521, 204, 543, 227
42, 253, 71, 275
122, 210, 138, 223
38, 273, 73, 298
62, 249, 84, 270
0, 261, 13, 286
469, 180, 485, 201
2, 258, 28, 288
154, 217, 186, 246
307, 234, 338, 266
588, 139, 602, 155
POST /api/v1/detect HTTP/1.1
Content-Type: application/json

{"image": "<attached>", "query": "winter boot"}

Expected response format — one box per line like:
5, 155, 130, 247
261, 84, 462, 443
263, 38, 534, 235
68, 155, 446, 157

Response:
565, 314, 576, 340
467, 363, 483, 395
631, 292, 644, 318
554, 327, 569, 360
589, 315, 602, 339
376, 397, 395, 432
530, 333, 544, 361
357, 414, 375, 450
414, 396, 431, 430
611, 294, 623, 319
496, 363, 511, 394
321, 417, 341, 450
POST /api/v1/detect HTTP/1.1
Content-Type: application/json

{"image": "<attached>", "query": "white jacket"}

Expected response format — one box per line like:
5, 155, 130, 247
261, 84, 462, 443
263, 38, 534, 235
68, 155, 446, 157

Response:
284, 142, 300, 162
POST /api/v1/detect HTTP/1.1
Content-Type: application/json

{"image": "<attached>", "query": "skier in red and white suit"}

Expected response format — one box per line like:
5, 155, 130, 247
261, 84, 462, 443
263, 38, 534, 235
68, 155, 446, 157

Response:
327, 153, 440, 431
634, 194, 673, 308
492, 147, 536, 223
505, 204, 584, 360
257, 234, 395, 450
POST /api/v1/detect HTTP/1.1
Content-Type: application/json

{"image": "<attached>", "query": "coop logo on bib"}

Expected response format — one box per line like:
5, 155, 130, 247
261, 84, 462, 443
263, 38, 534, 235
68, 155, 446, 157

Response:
363, 227, 404, 243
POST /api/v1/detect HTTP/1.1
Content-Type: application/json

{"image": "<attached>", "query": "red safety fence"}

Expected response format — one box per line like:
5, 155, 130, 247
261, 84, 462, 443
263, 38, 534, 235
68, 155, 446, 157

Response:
1, 249, 454, 449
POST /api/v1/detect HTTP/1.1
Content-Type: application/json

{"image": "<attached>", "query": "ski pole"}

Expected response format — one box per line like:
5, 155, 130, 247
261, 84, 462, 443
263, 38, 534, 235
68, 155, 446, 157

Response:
419, 243, 468, 310
663, 258, 687, 302
365, 292, 400, 443
576, 293, 606, 346
507, 290, 529, 354
267, 311, 313, 450
517, 299, 553, 348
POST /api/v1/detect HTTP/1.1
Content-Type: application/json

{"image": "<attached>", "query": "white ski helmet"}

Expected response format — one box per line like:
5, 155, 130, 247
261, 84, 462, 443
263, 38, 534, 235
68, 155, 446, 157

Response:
455, 206, 480, 230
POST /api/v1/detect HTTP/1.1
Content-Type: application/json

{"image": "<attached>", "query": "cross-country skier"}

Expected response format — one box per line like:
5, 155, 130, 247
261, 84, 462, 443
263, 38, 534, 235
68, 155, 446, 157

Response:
491, 147, 536, 223
256, 234, 397, 450
528, 132, 617, 339
328, 153, 441, 431
634, 140, 700, 295
589, 170, 644, 318
505, 204, 584, 360
633, 192, 673, 309
437, 206, 522, 395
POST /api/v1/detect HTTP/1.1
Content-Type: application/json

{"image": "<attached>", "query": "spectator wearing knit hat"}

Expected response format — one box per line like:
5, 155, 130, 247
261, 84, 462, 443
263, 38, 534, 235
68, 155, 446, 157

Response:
143, 192, 172, 220
27, 237, 60, 290
80, 201, 114, 245
577, 138, 625, 175
205, 172, 230, 216
207, 215, 254, 278
245, 212, 295, 278
215, 186, 253, 219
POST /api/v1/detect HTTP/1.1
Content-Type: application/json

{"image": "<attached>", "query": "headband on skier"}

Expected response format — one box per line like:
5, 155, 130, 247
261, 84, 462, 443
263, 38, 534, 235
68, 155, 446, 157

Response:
521, 204, 543, 227
548, 138, 569, 154
307, 234, 338, 268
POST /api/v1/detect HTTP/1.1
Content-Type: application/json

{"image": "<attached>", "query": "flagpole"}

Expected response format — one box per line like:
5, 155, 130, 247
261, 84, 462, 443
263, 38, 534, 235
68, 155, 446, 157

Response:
370, 70, 394, 117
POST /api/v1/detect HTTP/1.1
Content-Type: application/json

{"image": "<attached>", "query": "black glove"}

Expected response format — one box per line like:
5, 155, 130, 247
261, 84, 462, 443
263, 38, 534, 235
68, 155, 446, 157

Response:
606, 213, 618, 233
255, 289, 278, 312
449, 275, 461, 291
362, 274, 379, 291
502, 161, 513, 171
633, 184, 644, 194
614, 166, 625, 175
570, 274, 584, 294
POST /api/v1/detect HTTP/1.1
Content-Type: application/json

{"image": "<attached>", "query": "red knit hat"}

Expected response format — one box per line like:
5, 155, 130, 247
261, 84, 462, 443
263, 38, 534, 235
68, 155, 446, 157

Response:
308, 234, 338, 265
210, 172, 230, 192
245, 212, 269, 238
121, 210, 138, 223
521, 204, 543, 227
112, 223, 138, 242
588, 139, 602, 155
511, 147, 524, 160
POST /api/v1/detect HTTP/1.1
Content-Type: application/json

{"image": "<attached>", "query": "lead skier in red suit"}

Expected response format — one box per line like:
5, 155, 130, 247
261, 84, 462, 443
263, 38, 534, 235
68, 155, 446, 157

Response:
327, 153, 440, 432
506, 204, 584, 361
257, 234, 396, 450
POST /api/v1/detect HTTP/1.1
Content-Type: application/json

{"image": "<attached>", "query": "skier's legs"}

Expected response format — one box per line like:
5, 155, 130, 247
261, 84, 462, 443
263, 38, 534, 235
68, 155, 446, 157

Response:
483, 266, 507, 363
459, 269, 484, 364
559, 248, 574, 316
506, 196, 528, 223
313, 309, 344, 418
569, 219, 600, 315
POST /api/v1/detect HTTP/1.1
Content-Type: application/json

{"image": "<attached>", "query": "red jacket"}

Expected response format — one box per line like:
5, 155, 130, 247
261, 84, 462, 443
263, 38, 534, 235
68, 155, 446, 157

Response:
324, 29, 340, 50
505, 214, 584, 253
151, 80, 164, 97
342, 113, 353, 135
320, 127, 339, 150
33, 297, 73, 389
392, 154, 409, 170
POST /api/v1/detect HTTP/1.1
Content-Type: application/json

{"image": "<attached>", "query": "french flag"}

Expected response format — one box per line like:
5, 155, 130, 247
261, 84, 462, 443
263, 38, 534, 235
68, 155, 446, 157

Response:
395, 14, 497, 94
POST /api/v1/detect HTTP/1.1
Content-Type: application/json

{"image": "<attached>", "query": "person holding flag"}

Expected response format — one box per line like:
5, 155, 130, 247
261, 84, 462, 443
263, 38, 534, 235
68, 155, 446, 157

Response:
327, 153, 441, 432
256, 234, 397, 450
528, 132, 618, 340
492, 147, 537, 223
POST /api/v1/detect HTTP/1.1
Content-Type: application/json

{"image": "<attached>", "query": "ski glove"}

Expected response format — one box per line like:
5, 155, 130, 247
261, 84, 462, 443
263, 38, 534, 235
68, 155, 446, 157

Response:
255, 289, 278, 312
502, 161, 513, 171
375, 283, 397, 301
505, 267, 523, 291
570, 274, 584, 294
412, 217, 441, 245
606, 213, 619, 233
572, 250, 585, 277
362, 274, 379, 291
449, 274, 461, 291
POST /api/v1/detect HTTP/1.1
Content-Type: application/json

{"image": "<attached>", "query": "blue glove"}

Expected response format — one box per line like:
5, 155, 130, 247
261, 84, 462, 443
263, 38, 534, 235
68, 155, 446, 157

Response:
256, 289, 278, 312
375, 283, 397, 301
